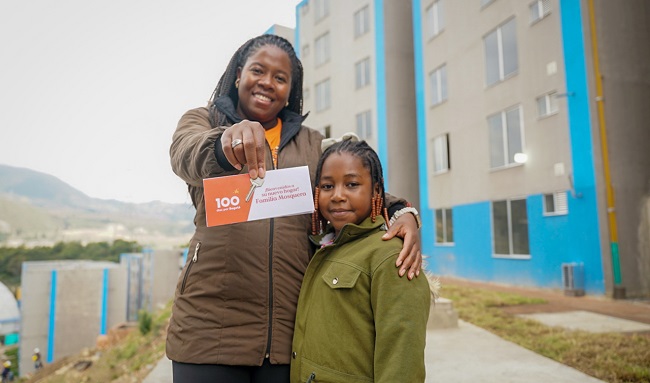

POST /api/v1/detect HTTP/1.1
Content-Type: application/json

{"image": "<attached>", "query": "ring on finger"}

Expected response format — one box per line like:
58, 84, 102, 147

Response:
231, 138, 243, 149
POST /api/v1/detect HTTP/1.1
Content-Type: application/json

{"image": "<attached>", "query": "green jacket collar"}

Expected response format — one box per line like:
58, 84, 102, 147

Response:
310, 216, 387, 248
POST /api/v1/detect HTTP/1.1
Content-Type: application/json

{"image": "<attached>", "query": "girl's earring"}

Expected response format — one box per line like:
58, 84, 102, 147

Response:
235, 79, 240, 89
371, 195, 378, 223
285, 101, 289, 107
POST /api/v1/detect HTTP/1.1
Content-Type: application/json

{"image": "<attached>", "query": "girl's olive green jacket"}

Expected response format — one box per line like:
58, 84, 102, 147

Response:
291, 217, 431, 383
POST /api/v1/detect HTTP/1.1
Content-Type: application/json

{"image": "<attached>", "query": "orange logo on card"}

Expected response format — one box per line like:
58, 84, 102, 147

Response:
203, 175, 253, 226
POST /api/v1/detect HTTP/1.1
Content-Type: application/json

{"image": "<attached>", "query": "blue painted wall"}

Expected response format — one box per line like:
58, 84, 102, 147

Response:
429, 194, 604, 293
374, 0, 390, 188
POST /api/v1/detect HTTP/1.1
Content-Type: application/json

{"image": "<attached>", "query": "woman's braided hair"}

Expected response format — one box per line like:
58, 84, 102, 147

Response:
208, 34, 304, 127
312, 140, 389, 234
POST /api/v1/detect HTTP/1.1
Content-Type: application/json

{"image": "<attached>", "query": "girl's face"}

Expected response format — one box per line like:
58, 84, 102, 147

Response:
318, 152, 377, 235
236, 45, 292, 129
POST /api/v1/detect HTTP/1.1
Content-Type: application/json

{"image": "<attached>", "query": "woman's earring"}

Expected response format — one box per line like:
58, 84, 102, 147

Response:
285, 101, 289, 107
235, 79, 240, 89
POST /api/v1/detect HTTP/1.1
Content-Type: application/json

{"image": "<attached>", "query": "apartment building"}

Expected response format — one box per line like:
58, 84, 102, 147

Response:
412, 0, 650, 296
295, 0, 420, 206
284, 0, 650, 297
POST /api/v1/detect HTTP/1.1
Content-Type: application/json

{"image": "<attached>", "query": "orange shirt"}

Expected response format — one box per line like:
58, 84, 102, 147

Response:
265, 118, 282, 168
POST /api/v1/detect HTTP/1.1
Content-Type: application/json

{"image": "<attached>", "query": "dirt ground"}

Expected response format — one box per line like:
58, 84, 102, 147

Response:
440, 276, 650, 326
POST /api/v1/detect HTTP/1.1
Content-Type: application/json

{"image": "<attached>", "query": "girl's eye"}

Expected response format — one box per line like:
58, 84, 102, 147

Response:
320, 184, 333, 190
276, 76, 287, 83
251, 68, 263, 74
346, 182, 360, 188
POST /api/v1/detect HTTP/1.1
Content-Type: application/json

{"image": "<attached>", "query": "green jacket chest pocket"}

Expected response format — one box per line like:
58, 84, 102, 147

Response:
322, 265, 361, 289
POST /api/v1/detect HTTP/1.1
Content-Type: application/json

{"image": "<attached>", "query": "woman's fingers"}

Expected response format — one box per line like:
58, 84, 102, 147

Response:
222, 120, 267, 177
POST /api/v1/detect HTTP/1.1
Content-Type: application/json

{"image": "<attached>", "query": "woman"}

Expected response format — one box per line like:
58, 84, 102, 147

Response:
167, 34, 423, 383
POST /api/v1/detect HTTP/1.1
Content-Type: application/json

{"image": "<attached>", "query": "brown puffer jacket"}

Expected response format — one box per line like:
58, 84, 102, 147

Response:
166, 96, 405, 366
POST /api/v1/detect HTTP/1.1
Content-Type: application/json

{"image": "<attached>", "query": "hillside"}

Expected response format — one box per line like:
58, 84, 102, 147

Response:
0, 164, 194, 247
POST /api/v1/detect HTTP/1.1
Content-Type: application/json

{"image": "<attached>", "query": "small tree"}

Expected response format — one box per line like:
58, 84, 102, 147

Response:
138, 310, 152, 335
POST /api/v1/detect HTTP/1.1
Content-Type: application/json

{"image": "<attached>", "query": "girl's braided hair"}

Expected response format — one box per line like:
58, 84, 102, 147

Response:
312, 140, 389, 234
208, 34, 304, 127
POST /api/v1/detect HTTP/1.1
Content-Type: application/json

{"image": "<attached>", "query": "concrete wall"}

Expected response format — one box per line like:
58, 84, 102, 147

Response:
151, 249, 182, 310
18, 261, 126, 376
591, 0, 650, 297
382, 0, 420, 207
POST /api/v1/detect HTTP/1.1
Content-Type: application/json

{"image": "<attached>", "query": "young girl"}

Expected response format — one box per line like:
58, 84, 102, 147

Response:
290, 140, 431, 383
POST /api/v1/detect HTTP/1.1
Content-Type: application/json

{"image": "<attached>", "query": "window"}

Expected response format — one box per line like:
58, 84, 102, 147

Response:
484, 18, 518, 86
355, 58, 371, 89
302, 44, 310, 58
323, 125, 331, 138
315, 0, 330, 21
356, 110, 372, 139
536, 91, 558, 117
435, 208, 454, 244
315, 32, 330, 66
301, 1, 310, 15
492, 199, 529, 256
530, 0, 551, 23
426, 0, 445, 39
429, 64, 448, 106
354, 6, 370, 37
488, 106, 523, 168
544, 191, 568, 215
432, 133, 450, 174
315, 79, 331, 112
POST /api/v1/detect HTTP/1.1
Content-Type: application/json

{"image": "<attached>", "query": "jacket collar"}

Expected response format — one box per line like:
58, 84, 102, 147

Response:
214, 95, 307, 150
310, 216, 388, 247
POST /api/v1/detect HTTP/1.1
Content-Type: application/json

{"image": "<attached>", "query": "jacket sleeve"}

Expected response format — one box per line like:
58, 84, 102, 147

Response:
169, 107, 238, 187
371, 254, 431, 382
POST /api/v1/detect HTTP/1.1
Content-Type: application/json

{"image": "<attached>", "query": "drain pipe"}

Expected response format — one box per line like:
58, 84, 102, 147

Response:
587, 0, 625, 299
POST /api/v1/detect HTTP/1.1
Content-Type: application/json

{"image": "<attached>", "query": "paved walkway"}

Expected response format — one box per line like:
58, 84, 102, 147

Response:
144, 278, 650, 383
143, 320, 606, 383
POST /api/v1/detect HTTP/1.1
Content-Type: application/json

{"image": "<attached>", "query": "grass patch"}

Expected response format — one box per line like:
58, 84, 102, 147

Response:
443, 283, 650, 383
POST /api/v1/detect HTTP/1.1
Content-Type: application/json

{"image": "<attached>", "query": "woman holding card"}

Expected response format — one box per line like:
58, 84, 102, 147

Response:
167, 34, 423, 383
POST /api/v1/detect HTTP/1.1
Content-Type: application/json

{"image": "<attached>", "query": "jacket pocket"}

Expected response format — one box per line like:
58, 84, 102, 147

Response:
321, 264, 361, 289
180, 241, 201, 294
300, 356, 372, 383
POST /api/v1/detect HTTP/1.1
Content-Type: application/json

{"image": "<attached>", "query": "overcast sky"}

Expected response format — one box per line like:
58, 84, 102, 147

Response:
0, 0, 298, 205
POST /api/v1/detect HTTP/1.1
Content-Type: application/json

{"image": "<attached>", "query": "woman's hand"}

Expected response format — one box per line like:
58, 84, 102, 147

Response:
221, 119, 267, 179
382, 213, 422, 280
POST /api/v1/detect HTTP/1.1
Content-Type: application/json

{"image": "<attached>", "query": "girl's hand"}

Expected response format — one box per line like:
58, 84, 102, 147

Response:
221, 119, 267, 179
382, 213, 422, 280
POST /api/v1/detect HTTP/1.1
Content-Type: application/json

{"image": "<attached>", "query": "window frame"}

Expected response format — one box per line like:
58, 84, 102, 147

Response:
354, 5, 370, 38
543, 191, 568, 216
429, 64, 448, 106
314, 0, 330, 22
425, 0, 445, 40
432, 133, 450, 174
355, 110, 373, 139
529, 0, 551, 24
315, 79, 331, 112
536, 91, 559, 118
435, 207, 454, 245
355, 57, 371, 89
484, 18, 518, 86
488, 105, 525, 170
315, 32, 331, 67
492, 198, 530, 259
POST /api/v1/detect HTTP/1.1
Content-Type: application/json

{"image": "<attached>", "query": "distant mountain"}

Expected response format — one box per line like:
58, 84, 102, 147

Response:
0, 164, 195, 247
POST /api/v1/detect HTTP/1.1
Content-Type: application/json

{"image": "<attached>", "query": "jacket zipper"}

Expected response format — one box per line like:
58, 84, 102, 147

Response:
180, 242, 200, 294
265, 143, 276, 359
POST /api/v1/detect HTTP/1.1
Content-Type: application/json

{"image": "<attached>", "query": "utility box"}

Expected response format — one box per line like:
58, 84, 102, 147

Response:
562, 262, 585, 296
